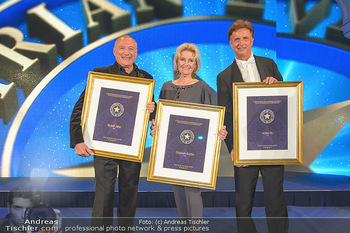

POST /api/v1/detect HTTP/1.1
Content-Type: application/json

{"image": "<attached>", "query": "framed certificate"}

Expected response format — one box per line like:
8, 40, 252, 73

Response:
81, 71, 154, 162
233, 81, 303, 165
147, 99, 225, 189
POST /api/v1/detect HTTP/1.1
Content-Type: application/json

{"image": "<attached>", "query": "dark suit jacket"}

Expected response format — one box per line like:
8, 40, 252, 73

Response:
70, 62, 155, 148
217, 55, 283, 152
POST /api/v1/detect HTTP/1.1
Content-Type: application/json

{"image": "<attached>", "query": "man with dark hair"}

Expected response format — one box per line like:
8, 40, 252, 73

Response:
217, 19, 289, 233
1, 184, 60, 233
1, 185, 38, 232
70, 35, 155, 233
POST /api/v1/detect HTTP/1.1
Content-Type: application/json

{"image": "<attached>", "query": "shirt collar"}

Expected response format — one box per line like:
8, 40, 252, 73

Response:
115, 62, 138, 74
236, 53, 255, 68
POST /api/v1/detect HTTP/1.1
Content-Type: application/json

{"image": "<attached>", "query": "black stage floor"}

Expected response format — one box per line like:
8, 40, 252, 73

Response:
0, 172, 349, 208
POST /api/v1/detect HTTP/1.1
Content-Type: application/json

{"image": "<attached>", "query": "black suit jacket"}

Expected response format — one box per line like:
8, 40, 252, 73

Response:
217, 55, 283, 152
70, 62, 155, 148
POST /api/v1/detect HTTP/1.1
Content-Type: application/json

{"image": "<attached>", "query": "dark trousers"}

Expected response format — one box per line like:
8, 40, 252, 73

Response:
235, 165, 289, 233
91, 155, 141, 233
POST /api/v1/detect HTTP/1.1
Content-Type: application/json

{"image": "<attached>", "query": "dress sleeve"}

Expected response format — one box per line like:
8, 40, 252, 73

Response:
201, 82, 212, 105
159, 83, 167, 100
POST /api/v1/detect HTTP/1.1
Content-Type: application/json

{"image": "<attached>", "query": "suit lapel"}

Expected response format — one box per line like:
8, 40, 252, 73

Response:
254, 55, 267, 81
231, 60, 244, 83
227, 60, 244, 97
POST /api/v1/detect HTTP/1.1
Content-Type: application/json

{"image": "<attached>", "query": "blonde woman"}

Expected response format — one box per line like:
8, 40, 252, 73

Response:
151, 43, 227, 231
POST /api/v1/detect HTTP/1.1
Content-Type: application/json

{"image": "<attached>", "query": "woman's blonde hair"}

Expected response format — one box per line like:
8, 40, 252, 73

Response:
173, 43, 201, 78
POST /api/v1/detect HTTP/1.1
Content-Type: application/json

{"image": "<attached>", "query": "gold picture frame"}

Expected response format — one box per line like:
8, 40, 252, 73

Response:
233, 81, 303, 165
148, 99, 225, 189
81, 71, 154, 162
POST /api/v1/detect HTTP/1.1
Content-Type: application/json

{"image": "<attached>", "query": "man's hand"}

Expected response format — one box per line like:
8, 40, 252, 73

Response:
218, 125, 228, 140
231, 149, 248, 167
75, 143, 94, 157
150, 119, 158, 137
263, 76, 278, 85
146, 102, 155, 113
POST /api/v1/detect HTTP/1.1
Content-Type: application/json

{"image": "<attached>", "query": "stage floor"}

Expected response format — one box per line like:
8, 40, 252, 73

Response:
1, 172, 349, 192
1, 172, 349, 208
